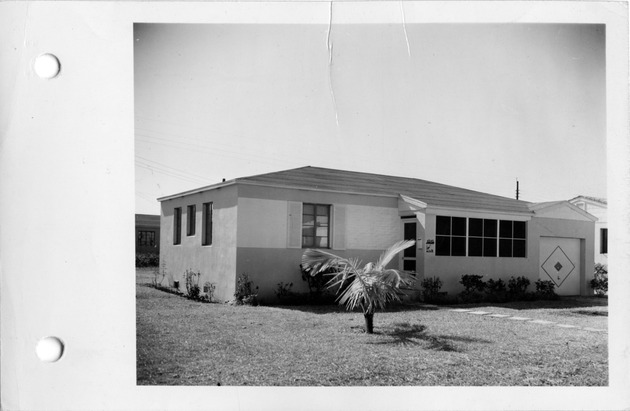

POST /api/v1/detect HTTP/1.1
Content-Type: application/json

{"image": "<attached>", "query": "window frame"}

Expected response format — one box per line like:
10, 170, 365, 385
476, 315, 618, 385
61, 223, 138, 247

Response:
202, 202, 213, 246
186, 204, 196, 236
435, 216, 467, 256
137, 230, 156, 247
600, 228, 608, 254
302, 203, 331, 249
436, 215, 526, 258
173, 207, 182, 245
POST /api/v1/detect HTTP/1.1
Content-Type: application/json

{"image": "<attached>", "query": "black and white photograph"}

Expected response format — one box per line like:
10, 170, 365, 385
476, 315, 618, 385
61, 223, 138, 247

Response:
135, 22, 609, 386
1, 1, 628, 410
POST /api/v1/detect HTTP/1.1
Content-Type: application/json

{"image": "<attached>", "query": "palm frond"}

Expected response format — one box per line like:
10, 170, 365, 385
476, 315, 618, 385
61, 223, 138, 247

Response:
374, 240, 415, 270
301, 241, 416, 316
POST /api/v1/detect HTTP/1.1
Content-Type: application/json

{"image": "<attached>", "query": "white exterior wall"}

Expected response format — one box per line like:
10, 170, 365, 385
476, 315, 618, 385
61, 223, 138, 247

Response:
570, 199, 608, 266
234, 192, 404, 302
159, 186, 239, 302
421, 205, 595, 296
345, 204, 401, 250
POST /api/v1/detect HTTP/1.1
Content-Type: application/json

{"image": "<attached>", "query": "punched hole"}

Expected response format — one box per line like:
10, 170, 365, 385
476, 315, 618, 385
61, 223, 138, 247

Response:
36, 336, 64, 362
33, 54, 61, 79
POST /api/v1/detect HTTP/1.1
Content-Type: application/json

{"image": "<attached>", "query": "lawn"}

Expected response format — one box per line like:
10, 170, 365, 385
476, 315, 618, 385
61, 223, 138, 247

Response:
136, 268, 608, 386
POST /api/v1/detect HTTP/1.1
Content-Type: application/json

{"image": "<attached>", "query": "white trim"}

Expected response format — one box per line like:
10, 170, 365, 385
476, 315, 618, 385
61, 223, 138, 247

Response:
426, 205, 533, 220
531, 201, 598, 222
157, 180, 235, 202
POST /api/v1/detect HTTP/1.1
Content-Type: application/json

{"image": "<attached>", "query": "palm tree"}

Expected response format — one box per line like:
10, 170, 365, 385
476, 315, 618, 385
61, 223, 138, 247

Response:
301, 240, 416, 334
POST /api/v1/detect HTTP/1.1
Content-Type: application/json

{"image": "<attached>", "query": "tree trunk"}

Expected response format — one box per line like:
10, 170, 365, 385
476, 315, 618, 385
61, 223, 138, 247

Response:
364, 312, 374, 334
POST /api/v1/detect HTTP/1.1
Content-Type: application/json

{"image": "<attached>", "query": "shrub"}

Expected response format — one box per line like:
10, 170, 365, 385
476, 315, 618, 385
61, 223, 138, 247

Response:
152, 261, 168, 287
136, 253, 159, 267
460, 274, 486, 293
507, 276, 530, 299
202, 282, 216, 302
459, 274, 486, 303
300, 264, 341, 302
275, 281, 294, 297
184, 269, 201, 299
484, 279, 508, 302
590, 263, 608, 296
234, 273, 259, 305
535, 279, 558, 300
420, 276, 444, 304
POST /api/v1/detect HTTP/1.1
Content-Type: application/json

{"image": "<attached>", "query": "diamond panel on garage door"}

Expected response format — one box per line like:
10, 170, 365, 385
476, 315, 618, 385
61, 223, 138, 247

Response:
541, 246, 576, 287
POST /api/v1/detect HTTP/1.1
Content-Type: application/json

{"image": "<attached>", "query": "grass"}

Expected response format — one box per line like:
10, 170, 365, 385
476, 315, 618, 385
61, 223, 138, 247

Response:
136, 268, 608, 386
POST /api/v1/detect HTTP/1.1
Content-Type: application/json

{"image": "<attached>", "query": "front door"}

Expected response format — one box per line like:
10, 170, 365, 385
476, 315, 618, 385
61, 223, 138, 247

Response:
402, 221, 417, 272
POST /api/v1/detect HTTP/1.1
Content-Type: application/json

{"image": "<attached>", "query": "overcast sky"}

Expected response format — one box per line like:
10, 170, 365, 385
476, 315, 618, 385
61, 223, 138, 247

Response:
134, 23, 606, 215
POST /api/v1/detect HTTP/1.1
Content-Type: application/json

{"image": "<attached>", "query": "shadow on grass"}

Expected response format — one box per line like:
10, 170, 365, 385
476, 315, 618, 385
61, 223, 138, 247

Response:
368, 322, 492, 351
270, 302, 440, 315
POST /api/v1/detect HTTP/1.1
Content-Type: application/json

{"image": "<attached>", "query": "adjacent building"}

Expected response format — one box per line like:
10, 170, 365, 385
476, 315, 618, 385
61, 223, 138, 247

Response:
569, 196, 607, 266
135, 214, 160, 254
158, 166, 596, 302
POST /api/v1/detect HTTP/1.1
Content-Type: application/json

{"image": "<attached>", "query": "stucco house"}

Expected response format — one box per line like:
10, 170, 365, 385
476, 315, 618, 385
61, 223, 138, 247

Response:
569, 196, 607, 266
158, 166, 596, 302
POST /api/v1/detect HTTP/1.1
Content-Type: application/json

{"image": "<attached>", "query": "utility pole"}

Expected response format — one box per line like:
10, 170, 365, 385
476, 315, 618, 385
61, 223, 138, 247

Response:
516, 179, 520, 200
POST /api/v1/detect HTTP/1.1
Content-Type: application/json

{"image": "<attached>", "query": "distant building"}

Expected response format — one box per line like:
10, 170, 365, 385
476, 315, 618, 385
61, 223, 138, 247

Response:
569, 196, 607, 266
158, 166, 596, 302
135, 214, 160, 254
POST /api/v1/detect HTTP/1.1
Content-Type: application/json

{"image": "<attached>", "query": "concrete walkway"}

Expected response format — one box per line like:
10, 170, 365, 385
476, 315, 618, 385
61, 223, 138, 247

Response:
446, 307, 607, 333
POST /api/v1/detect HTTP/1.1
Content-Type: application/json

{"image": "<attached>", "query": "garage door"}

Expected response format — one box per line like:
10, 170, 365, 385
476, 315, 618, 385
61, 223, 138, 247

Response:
539, 237, 581, 296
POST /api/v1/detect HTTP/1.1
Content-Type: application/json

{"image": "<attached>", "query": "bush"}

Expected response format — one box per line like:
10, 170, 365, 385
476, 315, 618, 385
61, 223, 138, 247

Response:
202, 282, 216, 302
484, 279, 508, 302
507, 276, 530, 299
234, 273, 259, 305
136, 253, 159, 267
184, 269, 201, 299
420, 276, 444, 304
459, 274, 486, 303
460, 274, 486, 292
535, 280, 558, 300
590, 263, 608, 296
535, 279, 558, 300
152, 261, 168, 287
274, 282, 304, 305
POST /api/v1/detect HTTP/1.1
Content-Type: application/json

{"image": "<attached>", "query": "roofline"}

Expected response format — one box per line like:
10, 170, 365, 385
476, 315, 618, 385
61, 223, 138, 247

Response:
157, 180, 237, 202
569, 195, 608, 206
160, 180, 534, 216
530, 200, 598, 222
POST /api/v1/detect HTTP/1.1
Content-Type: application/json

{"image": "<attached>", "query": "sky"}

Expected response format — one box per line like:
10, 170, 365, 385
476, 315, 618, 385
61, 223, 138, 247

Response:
134, 23, 606, 215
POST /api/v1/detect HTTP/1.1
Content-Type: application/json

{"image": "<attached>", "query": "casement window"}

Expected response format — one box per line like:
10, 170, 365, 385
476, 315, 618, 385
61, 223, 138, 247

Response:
468, 218, 498, 257
202, 202, 213, 246
600, 228, 608, 254
302, 203, 330, 248
173, 207, 182, 245
137, 231, 156, 247
436, 215, 527, 258
187, 205, 196, 236
435, 216, 466, 256
498, 220, 527, 257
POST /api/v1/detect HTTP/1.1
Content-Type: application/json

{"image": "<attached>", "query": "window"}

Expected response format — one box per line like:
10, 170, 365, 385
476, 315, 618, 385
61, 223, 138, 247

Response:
435, 216, 466, 256
600, 228, 608, 254
468, 218, 497, 257
302, 203, 330, 248
436, 216, 527, 258
187, 205, 196, 236
173, 207, 182, 245
202, 202, 213, 246
498, 220, 527, 257
137, 230, 155, 247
